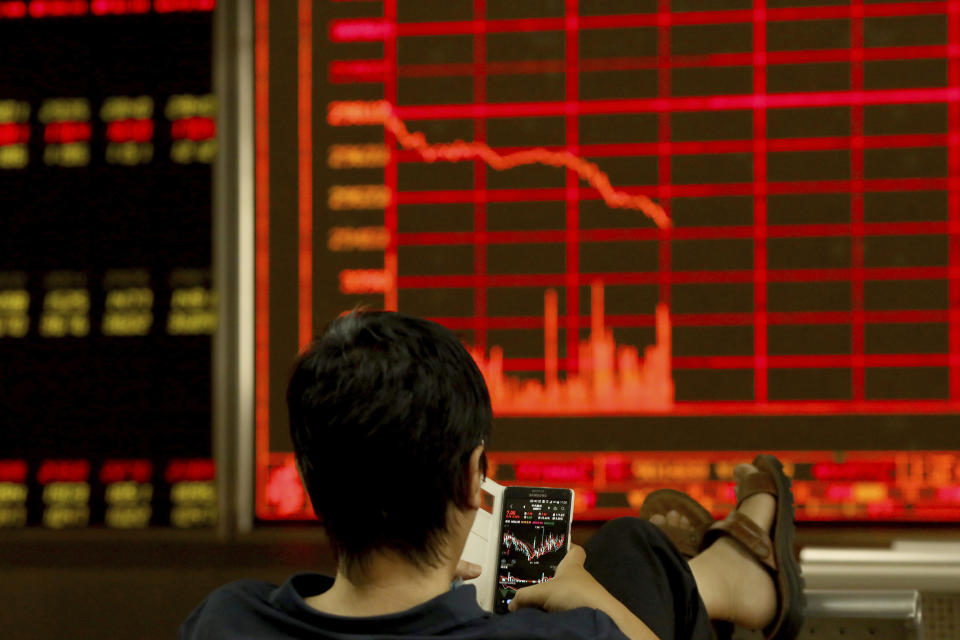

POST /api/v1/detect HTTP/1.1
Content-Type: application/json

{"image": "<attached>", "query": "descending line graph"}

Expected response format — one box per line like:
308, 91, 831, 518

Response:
326, 100, 671, 229
502, 530, 567, 562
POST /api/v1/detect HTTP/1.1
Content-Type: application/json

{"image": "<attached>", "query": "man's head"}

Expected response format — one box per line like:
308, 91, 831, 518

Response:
287, 311, 492, 574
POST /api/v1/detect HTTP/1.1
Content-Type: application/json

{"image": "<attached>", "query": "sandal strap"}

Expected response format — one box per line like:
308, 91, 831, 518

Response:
703, 511, 777, 572
737, 469, 778, 507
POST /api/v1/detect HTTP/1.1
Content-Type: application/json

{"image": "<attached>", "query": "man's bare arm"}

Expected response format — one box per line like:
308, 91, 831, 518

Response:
508, 545, 661, 640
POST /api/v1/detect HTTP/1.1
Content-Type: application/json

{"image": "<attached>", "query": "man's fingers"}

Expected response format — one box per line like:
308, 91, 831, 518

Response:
555, 543, 586, 574
508, 582, 547, 612
455, 559, 482, 580
509, 545, 585, 611
566, 543, 586, 563
507, 545, 590, 613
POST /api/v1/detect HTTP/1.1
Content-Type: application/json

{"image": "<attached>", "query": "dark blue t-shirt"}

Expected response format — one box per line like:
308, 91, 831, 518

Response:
179, 573, 630, 640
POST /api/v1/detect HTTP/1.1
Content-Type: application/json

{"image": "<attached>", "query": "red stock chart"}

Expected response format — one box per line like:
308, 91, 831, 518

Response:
255, 0, 960, 522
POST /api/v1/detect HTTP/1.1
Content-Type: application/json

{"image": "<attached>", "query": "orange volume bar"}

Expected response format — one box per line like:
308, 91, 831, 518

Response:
328, 226, 389, 251
328, 144, 389, 169
328, 185, 390, 210
339, 269, 389, 295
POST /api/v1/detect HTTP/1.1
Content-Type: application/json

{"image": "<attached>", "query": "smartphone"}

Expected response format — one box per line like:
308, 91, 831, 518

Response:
494, 486, 574, 614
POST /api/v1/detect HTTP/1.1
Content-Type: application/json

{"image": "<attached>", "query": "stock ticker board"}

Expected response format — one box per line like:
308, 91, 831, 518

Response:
0, 0, 217, 529
254, 0, 960, 523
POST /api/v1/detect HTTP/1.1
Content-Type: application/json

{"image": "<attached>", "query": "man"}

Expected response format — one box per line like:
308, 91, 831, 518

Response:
181, 311, 803, 640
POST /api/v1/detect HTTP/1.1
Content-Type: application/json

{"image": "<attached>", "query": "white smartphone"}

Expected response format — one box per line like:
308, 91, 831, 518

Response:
493, 486, 574, 614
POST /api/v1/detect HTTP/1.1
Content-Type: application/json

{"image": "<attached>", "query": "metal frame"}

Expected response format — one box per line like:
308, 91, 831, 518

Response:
803, 544, 960, 592
212, 0, 256, 538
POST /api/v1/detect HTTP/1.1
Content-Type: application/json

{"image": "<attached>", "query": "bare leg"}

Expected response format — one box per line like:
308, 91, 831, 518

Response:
687, 464, 778, 629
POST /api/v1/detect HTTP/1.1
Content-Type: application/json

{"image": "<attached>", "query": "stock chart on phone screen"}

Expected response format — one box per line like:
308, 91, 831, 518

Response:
496, 491, 570, 612
256, 0, 960, 523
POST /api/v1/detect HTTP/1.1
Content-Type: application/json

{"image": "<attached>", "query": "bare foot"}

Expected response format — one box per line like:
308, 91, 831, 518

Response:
688, 464, 778, 629
649, 509, 693, 532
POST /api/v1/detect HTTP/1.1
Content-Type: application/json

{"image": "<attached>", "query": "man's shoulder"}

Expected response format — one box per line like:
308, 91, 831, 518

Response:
202, 577, 276, 605
178, 577, 298, 640
480, 606, 629, 640
179, 576, 627, 640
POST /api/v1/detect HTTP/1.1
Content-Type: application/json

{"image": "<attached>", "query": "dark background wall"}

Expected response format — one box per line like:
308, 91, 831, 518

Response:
0, 529, 334, 639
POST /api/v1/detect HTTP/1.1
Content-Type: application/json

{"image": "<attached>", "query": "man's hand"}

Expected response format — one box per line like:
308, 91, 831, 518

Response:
509, 544, 660, 640
508, 545, 610, 613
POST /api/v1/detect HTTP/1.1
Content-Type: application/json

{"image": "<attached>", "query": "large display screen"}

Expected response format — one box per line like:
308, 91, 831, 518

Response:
0, 0, 217, 529
256, 0, 960, 522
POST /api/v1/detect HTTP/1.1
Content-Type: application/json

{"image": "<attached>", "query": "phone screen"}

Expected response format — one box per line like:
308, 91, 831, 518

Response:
494, 486, 573, 614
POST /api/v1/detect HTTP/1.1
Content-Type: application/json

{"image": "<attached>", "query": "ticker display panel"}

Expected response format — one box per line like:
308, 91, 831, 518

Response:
256, 0, 960, 522
0, 0, 217, 529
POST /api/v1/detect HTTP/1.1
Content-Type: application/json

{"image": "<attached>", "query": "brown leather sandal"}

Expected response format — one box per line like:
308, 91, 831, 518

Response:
638, 488, 714, 558
639, 489, 734, 640
700, 455, 806, 640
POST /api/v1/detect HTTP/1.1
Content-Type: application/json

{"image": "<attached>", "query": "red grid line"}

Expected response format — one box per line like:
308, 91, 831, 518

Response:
389, 3, 951, 36
473, 0, 487, 352
365, 45, 956, 80
393, 178, 953, 206
657, 0, 673, 313
392, 88, 960, 119
768, 267, 953, 282
254, 0, 271, 522
678, 354, 957, 369
396, 222, 952, 246
297, 0, 312, 349
427, 310, 951, 331
753, 0, 768, 403
768, 177, 952, 194
772, 310, 951, 324
565, 0, 580, 373
334, 46, 956, 82
396, 267, 954, 289
384, 0, 398, 311
494, 353, 956, 372
441, 222, 908, 246
669, 310, 952, 326
850, 0, 866, 402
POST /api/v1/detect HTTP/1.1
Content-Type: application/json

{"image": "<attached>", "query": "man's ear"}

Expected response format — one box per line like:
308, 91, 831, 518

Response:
294, 460, 322, 523
295, 460, 305, 488
465, 444, 485, 510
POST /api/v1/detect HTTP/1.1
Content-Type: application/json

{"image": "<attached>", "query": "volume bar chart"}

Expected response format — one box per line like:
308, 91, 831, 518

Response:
470, 281, 673, 415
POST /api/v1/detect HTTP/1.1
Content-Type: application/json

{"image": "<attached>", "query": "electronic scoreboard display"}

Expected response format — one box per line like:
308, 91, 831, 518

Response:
0, 0, 217, 529
256, 0, 960, 523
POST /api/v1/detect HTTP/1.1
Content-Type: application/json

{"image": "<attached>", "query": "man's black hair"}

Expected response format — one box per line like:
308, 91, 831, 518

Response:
287, 311, 492, 573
